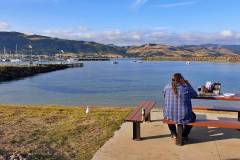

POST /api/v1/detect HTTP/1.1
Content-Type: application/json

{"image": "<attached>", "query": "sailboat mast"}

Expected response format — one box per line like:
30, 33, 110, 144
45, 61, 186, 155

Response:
15, 44, 18, 54
3, 46, 6, 55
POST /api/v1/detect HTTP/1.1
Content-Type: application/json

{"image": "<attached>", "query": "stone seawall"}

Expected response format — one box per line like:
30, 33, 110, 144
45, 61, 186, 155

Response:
0, 64, 83, 82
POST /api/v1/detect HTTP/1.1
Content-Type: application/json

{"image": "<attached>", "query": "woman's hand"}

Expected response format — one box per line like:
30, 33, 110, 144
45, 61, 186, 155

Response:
180, 79, 189, 85
184, 80, 190, 85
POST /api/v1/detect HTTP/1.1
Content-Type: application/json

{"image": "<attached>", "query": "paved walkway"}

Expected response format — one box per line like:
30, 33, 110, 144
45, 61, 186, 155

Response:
92, 109, 240, 160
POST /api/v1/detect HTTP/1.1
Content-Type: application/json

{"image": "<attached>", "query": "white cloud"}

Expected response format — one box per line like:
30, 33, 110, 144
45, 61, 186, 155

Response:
40, 27, 240, 46
43, 26, 96, 40
220, 30, 233, 37
158, 1, 196, 8
0, 21, 10, 30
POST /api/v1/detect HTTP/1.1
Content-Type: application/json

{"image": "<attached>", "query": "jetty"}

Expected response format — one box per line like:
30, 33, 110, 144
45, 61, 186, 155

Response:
67, 63, 84, 67
0, 63, 84, 82
78, 57, 110, 61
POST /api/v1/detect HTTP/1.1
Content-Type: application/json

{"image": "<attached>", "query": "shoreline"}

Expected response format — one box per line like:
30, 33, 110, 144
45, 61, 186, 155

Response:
0, 103, 134, 109
0, 104, 235, 115
145, 56, 240, 63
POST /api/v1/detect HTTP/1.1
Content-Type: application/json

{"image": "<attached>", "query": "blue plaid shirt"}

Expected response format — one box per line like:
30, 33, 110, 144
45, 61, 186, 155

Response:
163, 83, 197, 124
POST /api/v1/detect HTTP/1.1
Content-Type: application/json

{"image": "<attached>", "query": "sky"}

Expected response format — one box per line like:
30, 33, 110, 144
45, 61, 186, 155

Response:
0, 0, 240, 46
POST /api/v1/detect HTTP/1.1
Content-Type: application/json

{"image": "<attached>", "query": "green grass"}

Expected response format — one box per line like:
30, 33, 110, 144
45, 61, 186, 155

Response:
0, 105, 132, 160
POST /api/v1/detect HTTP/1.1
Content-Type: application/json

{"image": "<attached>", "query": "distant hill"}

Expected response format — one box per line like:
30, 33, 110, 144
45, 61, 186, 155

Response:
127, 44, 240, 58
1, 32, 240, 59
0, 32, 127, 56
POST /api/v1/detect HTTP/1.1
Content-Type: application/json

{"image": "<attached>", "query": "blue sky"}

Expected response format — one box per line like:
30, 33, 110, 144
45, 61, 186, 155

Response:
0, 0, 240, 45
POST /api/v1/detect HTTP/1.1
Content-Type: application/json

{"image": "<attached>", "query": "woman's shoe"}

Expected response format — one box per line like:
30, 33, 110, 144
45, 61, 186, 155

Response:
171, 134, 177, 139
171, 134, 177, 143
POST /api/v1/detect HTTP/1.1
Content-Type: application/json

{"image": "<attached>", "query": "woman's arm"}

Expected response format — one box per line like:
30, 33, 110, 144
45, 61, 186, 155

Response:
185, 80, 198, 98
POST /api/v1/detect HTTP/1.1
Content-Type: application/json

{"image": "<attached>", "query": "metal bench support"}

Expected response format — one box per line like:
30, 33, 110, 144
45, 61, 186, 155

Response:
145, 113, 151, 122
177, 124, 183, 146
133, 122, 141, 140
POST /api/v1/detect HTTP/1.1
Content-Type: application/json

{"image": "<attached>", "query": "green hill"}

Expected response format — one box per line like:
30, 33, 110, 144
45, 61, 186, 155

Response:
127, 43, 240, 57
1, 32, 240, 60
0, 32, 127, 56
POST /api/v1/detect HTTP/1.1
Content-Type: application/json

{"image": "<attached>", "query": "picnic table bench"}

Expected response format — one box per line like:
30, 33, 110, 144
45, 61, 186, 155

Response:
164, 95, 240, 146
163, 118, 240, 145
125, 100, 156, 140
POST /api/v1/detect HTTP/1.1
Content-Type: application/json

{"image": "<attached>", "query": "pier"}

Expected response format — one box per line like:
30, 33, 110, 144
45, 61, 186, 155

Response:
38, 63, 84, 68
67, 63, 84, 67
78, 57, 110, 61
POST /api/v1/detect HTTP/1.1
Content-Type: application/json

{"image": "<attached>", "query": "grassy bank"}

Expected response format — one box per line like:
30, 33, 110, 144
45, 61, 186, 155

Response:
0, 105, 132, 160
0, 64, 83, 82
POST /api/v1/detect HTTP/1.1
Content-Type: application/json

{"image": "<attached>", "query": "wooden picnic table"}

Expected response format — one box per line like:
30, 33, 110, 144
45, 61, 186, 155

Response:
193, 94, 240, 101
193, 94, 240, 121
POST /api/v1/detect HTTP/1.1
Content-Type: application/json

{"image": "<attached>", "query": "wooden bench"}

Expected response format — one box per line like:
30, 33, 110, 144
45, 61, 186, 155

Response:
163, 111, 240, 146
193, 106, 240, 121
125, 100, 156, 140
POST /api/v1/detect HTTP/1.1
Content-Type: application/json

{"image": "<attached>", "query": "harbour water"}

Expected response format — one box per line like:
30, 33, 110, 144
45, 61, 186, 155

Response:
0, 60, 239, 107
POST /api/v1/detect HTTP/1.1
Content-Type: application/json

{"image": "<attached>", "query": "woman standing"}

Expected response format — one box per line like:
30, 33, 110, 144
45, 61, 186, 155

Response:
163, 73, 197, 142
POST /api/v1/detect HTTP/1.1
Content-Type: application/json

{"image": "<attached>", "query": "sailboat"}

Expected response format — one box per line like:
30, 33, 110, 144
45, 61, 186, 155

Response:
112, 60, 118, 64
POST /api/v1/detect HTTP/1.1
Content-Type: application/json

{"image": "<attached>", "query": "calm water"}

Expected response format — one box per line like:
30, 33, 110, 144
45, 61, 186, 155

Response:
0, 60, 240, 107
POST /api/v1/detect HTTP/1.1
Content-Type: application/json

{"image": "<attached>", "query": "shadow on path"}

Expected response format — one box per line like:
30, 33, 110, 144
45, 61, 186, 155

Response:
141, 134, 171, 141
188, 114, 240, 144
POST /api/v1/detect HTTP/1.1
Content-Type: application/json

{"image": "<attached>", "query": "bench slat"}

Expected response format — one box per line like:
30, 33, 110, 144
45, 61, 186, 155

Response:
132, 101, 155, 121
129, 101, 149, 122
125, 100, 155, 122
163, 119, 240, 129
131, 101, 154, 121
125, 101, 146, 121
144, 101, 156, 115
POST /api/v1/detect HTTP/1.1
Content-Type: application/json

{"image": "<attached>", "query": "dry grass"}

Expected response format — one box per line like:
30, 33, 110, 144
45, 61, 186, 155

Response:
0, 104, 132, 160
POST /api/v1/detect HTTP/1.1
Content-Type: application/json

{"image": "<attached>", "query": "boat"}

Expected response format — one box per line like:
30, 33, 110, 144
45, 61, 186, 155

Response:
186, 61, 190, 65
137, 60, 143, 63
112, 61, 118, 64
66, 58, 76, 63
10, 59, 22, 63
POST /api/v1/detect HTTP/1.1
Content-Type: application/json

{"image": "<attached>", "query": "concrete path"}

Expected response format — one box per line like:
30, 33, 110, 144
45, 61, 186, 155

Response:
92, 109, 240, 160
